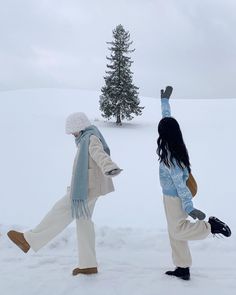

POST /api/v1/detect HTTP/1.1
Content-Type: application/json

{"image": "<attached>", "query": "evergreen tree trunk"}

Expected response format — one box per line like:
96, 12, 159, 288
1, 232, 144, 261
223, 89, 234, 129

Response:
116, 111, 121, 125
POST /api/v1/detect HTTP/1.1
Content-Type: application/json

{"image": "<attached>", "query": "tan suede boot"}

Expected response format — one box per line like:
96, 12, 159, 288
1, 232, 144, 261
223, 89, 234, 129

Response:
7, 230, 30, 253
72, 267, 98, 276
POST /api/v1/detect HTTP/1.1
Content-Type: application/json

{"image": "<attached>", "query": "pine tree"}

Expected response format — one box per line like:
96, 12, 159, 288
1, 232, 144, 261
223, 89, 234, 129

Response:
99, 24, 144, 125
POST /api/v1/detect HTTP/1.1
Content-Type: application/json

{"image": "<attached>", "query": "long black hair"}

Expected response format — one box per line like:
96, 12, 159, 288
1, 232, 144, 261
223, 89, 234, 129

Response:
157, 117, 191, 172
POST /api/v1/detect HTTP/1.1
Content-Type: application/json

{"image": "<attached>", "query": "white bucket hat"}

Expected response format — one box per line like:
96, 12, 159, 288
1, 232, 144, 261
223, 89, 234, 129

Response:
65, 112, 91, 134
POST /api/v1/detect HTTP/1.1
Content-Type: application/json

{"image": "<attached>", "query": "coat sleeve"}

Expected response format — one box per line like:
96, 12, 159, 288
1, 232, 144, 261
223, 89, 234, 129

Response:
161, 98, 171, 118
89, 135, 120, 175
169, 164, 194, 214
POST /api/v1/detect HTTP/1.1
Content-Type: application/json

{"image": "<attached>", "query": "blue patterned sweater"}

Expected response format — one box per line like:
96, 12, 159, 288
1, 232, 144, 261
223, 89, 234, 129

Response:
159, 98, 194, 214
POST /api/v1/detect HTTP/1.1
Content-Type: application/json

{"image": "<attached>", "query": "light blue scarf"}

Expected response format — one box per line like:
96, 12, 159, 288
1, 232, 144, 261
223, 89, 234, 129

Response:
70, 125, 110, 219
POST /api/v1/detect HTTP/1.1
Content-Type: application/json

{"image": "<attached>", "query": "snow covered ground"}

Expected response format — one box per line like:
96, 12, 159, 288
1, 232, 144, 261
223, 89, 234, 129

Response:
1, 225, 236, 295
0, 89, 236, 294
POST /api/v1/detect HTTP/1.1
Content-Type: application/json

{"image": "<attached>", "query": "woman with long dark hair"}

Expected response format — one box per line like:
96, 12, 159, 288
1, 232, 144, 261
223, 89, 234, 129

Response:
157, 86, 231, 281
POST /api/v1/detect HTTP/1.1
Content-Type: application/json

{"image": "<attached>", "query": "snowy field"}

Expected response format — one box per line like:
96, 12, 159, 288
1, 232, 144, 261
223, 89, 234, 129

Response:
0, 89, 236, 294
0, 224, 236, 295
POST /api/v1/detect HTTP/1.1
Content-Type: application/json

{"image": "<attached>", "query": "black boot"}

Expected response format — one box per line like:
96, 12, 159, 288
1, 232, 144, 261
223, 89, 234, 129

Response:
208, 216, 231, 237
165, 267, 190, 280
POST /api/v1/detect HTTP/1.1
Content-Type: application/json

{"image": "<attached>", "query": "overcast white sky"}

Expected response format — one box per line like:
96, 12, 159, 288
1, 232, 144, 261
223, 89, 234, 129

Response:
1, 0, 236, 98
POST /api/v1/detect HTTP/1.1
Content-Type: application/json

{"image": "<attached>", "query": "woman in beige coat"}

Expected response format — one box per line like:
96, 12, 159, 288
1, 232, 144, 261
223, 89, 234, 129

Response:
8, 112, 122, 276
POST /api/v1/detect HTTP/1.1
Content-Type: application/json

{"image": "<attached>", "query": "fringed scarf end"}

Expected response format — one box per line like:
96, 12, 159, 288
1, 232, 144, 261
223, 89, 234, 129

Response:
71, 199, 91, 219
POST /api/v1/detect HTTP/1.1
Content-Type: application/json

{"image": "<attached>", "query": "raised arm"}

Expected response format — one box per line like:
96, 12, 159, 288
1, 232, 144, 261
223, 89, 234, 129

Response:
160, 86, 173, 118
161, 98, 171, 118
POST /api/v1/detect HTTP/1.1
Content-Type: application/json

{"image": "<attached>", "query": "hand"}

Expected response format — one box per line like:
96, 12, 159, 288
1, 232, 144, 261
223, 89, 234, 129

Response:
189, 209, 206, 220
161, 86, 173, 99
105, 168, 123, 177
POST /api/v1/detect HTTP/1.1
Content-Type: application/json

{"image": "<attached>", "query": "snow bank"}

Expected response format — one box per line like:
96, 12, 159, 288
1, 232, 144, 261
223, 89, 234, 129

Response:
0, 88, 235, 294
0, 88, 235, 229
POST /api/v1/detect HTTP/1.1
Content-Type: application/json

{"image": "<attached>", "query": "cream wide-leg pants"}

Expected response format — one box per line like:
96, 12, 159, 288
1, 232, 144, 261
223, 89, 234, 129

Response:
163, 195, 211, 268
24, 193, 98, 268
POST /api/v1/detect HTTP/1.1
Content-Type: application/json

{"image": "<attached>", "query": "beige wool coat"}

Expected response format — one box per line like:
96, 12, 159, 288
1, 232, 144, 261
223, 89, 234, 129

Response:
68, 135, 119, 199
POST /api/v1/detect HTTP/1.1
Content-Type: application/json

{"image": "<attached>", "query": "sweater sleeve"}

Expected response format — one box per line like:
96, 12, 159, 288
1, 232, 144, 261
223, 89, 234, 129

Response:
89, 135, 120, 175
169, 164, 194, 214
161, 98, 171, 118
